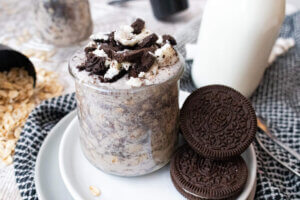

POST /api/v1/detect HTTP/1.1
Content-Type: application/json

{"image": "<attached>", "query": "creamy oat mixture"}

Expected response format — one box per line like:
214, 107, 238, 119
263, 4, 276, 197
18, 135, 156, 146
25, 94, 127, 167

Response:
71, 19, 183, 176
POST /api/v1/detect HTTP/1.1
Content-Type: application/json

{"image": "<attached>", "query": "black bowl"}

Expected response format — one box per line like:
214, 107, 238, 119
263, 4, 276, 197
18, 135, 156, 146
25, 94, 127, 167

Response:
0, 44, 36, 86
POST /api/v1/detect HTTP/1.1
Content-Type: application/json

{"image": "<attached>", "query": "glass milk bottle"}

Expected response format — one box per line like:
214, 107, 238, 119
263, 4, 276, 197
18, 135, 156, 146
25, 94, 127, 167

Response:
192, 0, 285, 97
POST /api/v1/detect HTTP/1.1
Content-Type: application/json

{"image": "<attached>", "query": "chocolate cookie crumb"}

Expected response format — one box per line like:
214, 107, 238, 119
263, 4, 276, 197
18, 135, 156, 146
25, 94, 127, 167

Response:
128, 52, 155, 78
114, 49, 146, 63
138, 33, 158, 48
128, 64, 139, 78
84, 46, 97, 54
99, 44, 117, 58
78, 54, 107, 76
141, 52, 156, 71
162, 35, 177, 45
131, 18, 145, 34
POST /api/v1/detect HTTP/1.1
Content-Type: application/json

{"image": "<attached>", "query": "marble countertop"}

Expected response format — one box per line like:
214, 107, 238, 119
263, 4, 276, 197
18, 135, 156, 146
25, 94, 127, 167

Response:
0, 0, 298, 199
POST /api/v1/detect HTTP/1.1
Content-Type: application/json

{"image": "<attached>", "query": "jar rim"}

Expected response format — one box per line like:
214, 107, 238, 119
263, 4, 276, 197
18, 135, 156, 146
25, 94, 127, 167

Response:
68, 50, 185, 93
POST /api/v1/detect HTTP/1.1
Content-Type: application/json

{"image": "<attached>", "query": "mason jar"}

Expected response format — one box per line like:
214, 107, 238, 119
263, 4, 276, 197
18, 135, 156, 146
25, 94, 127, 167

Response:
33, 0, 93, 46
69, 51, 184, 176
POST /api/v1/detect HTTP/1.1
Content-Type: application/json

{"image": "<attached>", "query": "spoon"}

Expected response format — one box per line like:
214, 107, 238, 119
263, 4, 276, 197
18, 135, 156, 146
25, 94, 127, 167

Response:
257, 117, 300, 160
0, 44, 36, 87
256, 117, 300, 177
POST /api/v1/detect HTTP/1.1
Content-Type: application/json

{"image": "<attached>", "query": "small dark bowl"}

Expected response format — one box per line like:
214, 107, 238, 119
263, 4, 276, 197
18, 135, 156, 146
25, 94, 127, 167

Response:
0, 44, 36, 86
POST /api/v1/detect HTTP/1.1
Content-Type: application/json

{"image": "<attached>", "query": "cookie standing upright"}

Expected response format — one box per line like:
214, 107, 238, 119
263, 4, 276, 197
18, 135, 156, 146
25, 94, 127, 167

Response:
180, 85, 257, 160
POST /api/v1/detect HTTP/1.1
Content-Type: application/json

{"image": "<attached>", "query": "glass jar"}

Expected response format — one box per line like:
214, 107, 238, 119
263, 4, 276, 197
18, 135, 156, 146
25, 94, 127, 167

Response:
33, 0, 93, 46
69, 51, 184, 176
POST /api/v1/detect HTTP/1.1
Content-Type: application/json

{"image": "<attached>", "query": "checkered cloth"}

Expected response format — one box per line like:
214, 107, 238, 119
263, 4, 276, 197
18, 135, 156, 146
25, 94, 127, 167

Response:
14, 13, 300, 200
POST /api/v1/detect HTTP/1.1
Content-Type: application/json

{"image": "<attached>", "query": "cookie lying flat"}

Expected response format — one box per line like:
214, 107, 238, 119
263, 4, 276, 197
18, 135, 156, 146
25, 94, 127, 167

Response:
170, 145, 248, 200
180, 85, 257, 160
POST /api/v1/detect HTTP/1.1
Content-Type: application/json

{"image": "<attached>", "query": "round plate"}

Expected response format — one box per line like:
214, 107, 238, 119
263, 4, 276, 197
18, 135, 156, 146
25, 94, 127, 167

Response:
59, 116, 257, 200
35, 111, 76, 200
33, 91, 192, 200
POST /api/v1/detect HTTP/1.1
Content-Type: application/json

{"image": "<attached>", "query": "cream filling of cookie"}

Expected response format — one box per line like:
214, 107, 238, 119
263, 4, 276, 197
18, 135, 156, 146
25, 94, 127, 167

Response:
156, 35, 163, 44
104, 60, 121, 79
87, 41, 96, 47
90, 32, 109, 41
114, 25, 152, 46
154, 43, 178, 67
121, 62, 131, 70
182, 188, 206, 199
92, 49, 108, 58
126, 77, 143, 87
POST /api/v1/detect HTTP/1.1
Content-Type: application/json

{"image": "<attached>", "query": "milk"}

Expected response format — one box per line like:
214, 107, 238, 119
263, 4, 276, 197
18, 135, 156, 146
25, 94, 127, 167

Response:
192, 0, 285, 97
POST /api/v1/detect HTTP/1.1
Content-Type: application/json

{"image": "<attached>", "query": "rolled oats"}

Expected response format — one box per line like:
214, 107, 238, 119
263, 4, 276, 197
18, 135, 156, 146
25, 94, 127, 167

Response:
0, 67, 63, 165
89, 185, 101, 197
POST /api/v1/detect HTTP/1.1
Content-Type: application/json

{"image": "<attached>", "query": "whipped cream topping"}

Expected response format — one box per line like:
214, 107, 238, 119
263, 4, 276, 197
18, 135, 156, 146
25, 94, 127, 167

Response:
90, 32, 109, 41
75, 18, 180, 88
92, 49, 108, 57
114, 25, 152, 47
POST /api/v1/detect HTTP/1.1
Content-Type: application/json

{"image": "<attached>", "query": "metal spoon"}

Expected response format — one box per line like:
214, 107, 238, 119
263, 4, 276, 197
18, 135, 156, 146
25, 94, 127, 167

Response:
257, 117, 300, 161
255, 135, 300, 177
256, 117, 300, 177
0, 44, 36, 86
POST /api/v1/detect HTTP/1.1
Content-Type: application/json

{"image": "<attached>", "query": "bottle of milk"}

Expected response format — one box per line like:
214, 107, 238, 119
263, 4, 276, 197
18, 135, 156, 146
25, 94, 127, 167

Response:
192, 0, 285, 97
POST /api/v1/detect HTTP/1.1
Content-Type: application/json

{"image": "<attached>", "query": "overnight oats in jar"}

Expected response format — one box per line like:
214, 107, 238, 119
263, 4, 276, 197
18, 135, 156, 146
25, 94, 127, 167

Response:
69, 19, 184, 176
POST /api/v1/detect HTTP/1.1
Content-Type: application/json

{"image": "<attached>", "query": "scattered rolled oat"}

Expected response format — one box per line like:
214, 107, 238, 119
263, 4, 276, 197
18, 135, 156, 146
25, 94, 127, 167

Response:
89, 185, 101, 197
23, 49, 56, 62
0, 67, 63, 165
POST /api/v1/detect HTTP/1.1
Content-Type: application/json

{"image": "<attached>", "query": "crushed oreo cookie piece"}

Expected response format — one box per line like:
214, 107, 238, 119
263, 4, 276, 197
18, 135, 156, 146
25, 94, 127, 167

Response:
128, 64, 139, 78
131, 18, 145, 34
162, 35, 177, 45
141, 52, 156, 72
114, 49, 145, 63
78, 19, 178, 83
138, 33, 158, 48
99, 44, 118, 58
100, 69, 127, 83
90, 33, 110, 43
84, 46, 97, 54
77, 64, 86, 71
128, 52, 155, 78
78, 54, 107, 76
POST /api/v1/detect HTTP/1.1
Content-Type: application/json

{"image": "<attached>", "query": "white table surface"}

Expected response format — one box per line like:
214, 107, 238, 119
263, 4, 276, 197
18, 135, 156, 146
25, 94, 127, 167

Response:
0, 0, 298, 199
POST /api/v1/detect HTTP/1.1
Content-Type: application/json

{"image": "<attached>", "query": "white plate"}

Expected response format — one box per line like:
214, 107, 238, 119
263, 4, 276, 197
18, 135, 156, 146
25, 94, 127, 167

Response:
34, 91, 190, 200
35, 111, 76, 200
59, 116, 257, 200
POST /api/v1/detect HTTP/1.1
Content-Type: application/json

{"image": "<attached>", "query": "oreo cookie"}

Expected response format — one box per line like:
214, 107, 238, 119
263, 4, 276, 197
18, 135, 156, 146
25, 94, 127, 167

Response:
170, 145, 248, 200
138, 33, 158, 48
162, 35, 177, 45
180, 85, 257, 160
131, 18, 145, 34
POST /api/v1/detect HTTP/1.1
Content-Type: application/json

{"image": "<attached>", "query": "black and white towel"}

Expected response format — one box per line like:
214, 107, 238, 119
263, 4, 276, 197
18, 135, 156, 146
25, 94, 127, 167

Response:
14, 12, 300, 200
